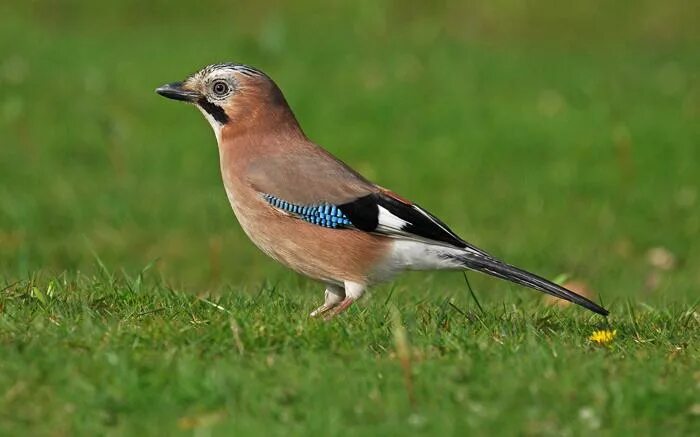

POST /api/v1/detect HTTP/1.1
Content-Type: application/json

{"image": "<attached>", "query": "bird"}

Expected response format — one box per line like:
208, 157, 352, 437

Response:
156, 62, 608, 319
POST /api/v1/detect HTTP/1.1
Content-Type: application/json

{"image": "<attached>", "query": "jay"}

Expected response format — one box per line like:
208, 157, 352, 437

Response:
156, 63, 608, 318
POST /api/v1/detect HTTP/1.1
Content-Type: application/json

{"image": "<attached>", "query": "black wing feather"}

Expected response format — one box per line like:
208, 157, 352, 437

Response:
376, 195, 468, 248
336, 194, 379, 231
339, 193, 487, 253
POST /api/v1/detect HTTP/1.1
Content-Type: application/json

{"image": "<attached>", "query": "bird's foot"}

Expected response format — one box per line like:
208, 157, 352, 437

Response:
310, 286, 344, 318
310, 302, 337, 318
323, 298, 355, 320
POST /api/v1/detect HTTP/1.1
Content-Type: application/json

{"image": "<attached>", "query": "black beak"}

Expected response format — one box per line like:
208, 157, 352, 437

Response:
155, 82, 200, 102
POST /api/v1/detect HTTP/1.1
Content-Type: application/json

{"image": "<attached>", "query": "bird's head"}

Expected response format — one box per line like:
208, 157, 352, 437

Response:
156, 63, 297, 142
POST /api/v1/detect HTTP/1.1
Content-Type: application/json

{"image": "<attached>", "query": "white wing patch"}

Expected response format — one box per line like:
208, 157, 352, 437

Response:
374, 204, 459, 247
373, 200, 491, 256
376, 205, 409, 232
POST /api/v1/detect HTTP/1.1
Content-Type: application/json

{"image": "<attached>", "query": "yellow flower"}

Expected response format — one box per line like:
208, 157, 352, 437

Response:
589, 329, 616, 345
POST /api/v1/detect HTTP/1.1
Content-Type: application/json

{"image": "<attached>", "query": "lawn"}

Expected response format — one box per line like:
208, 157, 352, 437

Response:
1, 1, 698, 435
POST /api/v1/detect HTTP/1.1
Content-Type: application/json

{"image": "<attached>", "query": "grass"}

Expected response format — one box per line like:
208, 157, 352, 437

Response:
1, 272, 697, 435
1, 0, 699, 434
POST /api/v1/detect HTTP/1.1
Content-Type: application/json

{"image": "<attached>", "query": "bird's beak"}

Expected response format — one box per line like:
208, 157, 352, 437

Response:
155, 82, 200, 102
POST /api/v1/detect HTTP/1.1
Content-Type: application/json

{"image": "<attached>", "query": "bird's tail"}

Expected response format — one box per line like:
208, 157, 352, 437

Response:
450, 251, 609, 316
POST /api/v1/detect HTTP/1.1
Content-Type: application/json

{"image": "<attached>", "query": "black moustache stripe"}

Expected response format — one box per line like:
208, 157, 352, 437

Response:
197, 98, 229, 124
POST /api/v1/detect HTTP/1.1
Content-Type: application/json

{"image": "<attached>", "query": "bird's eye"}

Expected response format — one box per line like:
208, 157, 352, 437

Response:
212, 81, 229, 96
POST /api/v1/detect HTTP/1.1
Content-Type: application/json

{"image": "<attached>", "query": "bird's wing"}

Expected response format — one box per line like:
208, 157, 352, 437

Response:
246, 149, 377, 205
247, 152, 485, 252
338, 189, 489, 254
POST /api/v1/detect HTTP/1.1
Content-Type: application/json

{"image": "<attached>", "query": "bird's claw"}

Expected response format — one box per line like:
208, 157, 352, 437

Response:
322, 298, 355, 320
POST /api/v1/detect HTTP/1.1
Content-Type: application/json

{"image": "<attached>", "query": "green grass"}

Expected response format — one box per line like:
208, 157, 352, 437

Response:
2, 273, 697, 435
1, 0, 699, 435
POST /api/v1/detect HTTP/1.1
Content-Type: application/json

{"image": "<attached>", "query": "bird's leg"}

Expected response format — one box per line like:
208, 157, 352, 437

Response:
310, 284, 345, 317
324, 281, 366, 319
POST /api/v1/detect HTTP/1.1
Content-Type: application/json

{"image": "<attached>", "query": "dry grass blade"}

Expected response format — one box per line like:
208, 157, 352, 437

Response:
230, 318, 245, 355
390, 305, 415, 407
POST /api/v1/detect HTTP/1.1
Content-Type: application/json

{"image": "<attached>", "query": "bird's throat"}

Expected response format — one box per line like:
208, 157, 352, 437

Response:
197, 106, 224, 144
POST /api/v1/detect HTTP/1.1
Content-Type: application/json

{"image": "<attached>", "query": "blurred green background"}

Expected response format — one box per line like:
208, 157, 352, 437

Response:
1, 0, 698, 299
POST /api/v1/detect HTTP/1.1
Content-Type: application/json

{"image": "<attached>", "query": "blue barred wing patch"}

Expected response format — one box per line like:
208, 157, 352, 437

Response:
263, 194, 353, 229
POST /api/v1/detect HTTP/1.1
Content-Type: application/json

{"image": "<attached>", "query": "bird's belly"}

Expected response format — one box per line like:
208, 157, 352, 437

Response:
223, 185, 391, 284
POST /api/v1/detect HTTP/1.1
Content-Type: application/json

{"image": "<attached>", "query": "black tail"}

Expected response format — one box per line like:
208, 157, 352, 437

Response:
453, 253, 609, 316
